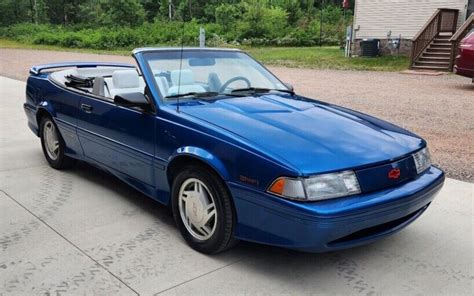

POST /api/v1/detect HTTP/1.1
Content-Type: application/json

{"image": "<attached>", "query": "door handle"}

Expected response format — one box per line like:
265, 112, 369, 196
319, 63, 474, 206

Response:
81, 104, 93, 113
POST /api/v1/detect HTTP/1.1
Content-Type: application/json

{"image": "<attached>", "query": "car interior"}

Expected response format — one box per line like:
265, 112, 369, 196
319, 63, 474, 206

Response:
50, 66, 220, 101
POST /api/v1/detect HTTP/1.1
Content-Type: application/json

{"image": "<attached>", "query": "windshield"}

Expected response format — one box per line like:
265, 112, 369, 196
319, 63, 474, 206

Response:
142, 50, 289, 103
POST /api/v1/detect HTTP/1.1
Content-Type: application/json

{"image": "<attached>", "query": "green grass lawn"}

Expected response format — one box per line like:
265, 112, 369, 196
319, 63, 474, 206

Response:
0, 38, 409, 72
247, 47, 409, 71
0, 38, 132, 56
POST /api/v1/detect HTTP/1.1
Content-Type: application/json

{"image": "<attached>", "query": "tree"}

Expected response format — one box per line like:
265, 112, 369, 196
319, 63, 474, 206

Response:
215, 3, 240, 32
0, 1, 19, 26
265, 6, 288, 38
240, 0, 267, 38
77, 0, 103, 26
100, 0, 146, 26
1, 0, 355, 47
33, 0, 49, 24
140, 0, 162, 22
275, 0, 303, 25
0, 0, 32, 26
239, 0, 288, 39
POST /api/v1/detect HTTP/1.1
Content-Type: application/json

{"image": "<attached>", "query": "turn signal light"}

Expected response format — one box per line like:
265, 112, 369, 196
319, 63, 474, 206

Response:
267, 177, 306, 199
268, 178, 286, 195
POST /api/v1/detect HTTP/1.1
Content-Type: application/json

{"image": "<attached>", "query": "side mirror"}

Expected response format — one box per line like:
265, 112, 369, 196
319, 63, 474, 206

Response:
114, 92, 151, 111
283, 82, 294, 92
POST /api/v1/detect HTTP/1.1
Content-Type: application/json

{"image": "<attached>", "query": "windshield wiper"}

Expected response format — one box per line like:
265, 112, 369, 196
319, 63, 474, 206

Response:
230, 87, 294, 96
165, 91, 219, 99
166, 91, 248, 100
165, 88, 293, 100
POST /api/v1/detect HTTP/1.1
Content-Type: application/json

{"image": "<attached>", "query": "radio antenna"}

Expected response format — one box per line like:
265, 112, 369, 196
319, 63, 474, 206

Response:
176, 12, 186, 113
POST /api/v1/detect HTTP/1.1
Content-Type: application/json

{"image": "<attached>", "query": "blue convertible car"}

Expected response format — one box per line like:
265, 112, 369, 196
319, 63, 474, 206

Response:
24, 48, 444, 254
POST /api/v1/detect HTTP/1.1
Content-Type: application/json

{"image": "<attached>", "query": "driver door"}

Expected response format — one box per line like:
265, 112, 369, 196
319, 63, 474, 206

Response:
76, 95, 156, 188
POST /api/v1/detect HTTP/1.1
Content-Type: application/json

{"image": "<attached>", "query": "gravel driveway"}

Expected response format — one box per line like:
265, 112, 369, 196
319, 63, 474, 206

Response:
1, 48, 473, 182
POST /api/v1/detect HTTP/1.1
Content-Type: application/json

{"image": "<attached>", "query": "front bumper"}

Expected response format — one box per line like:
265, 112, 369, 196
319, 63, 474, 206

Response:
229, 166, 444, 252
454, 65, 474, 79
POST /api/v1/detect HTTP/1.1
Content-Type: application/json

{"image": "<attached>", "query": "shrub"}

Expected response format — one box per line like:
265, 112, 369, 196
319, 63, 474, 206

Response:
0, 3, 350, 49
215, 3, 240, 33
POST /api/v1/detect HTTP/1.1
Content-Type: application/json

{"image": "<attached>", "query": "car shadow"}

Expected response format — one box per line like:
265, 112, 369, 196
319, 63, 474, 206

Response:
69, 160, 175, 228
457, 83, 474, 90
64, 159, 405, 292
448, 81, 474, 91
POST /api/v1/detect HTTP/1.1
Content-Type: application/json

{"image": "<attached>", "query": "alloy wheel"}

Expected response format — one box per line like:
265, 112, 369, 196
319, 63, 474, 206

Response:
178, 178, 217, 240
43, 120, 60, 160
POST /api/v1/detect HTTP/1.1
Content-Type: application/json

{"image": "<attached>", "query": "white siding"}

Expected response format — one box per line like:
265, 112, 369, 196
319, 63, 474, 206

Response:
354, 0, 468, 39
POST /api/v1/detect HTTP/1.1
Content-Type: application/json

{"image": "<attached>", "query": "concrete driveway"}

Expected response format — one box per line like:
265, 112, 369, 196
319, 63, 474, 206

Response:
0, 76, 473, 295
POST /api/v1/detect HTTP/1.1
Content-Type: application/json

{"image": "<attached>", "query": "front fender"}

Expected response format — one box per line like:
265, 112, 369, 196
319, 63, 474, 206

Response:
168, 146, 231, 181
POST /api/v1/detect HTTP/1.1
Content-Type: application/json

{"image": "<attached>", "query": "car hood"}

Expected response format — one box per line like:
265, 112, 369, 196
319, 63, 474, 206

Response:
181, 95, 424, 175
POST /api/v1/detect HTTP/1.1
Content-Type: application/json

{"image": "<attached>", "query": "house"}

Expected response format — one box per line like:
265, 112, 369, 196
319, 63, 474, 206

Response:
352, 0, 473, 71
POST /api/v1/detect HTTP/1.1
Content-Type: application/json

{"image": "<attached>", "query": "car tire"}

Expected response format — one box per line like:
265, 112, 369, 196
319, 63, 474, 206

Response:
39, 116, 74, 169
171, 165, 238, 254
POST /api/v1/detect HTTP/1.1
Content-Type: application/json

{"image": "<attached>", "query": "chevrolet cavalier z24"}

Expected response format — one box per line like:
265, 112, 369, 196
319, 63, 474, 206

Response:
23, 48, 445, 254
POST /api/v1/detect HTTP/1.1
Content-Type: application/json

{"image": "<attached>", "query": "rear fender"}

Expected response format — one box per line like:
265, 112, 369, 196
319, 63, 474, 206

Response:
36, 101, 56, 122
29, 103, 54, 135
24, 98, 56, 137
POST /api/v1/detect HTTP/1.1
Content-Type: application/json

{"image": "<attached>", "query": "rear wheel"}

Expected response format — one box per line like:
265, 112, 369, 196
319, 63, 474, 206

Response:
171, 165, 237, 254
40, 116, 74, 169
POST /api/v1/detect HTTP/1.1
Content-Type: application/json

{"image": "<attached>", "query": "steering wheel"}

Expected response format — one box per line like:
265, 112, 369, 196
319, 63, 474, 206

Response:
219, 76, 251, 93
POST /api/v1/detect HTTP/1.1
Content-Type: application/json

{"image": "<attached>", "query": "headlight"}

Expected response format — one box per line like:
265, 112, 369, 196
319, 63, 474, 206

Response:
412, 147, 431, 174
267, 171, 361, 201
459, 43, 474, 49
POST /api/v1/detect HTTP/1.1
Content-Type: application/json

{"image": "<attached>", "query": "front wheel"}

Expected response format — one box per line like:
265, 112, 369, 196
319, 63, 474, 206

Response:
171, 165, 237, 254
40, 116, 74, 169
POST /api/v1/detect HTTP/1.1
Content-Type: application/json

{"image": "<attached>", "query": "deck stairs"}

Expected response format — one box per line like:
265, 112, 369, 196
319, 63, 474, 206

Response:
411, 33, 453, 71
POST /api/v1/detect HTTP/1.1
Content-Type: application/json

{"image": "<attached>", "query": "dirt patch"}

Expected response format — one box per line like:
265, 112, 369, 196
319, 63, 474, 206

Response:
1, 48, 472, 182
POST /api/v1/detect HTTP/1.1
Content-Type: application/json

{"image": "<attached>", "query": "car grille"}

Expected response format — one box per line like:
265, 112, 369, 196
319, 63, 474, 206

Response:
355, 155, 418, 193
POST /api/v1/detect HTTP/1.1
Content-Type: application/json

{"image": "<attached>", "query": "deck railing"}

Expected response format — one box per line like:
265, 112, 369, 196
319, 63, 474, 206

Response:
449, 13, 474, 71
410, 8, 459, 68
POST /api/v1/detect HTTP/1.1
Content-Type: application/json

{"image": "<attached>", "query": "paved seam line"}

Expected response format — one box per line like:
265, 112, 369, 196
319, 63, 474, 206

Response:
154, 258, 243, 295
0, 74, 24, 81
0, 189, 140, 296
0, 164, 48, 173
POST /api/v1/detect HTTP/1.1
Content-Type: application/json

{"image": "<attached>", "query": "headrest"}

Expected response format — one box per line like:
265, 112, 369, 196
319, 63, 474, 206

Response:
171, 69, 195, 86
155, 76, 169, 96
92, 76, 105, 96
112, 70, 140, 89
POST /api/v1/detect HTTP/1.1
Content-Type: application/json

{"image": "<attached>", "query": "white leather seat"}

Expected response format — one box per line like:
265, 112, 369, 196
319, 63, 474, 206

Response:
109, 70, 143, 98
167, 69, 205, 96
155, 76, 170, 97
